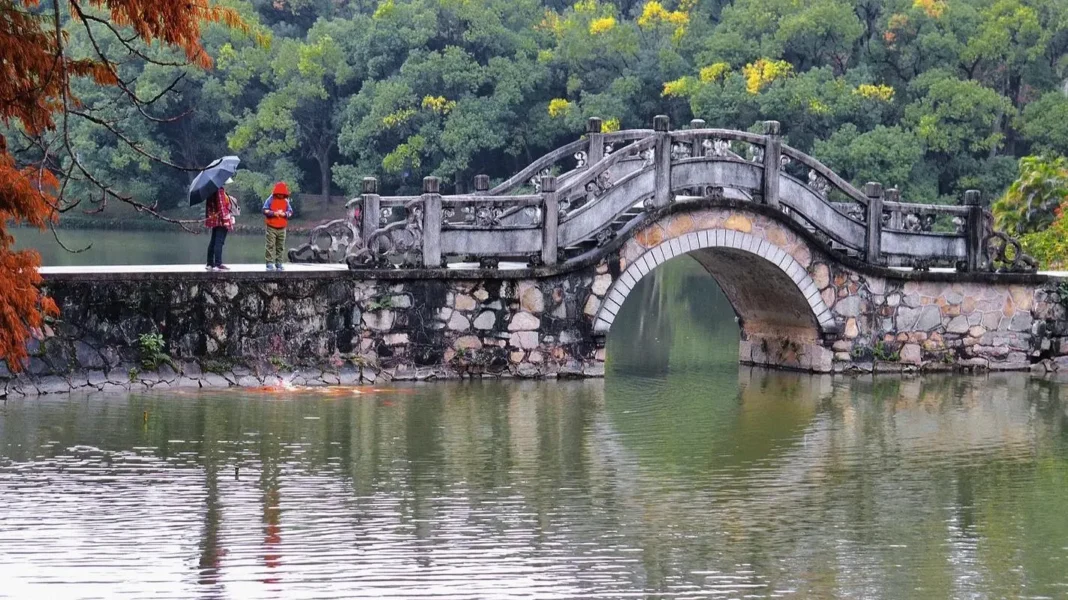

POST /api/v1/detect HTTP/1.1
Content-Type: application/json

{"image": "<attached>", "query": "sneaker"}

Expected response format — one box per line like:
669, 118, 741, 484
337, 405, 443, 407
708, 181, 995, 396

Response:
266, 263, 275, 271
275, 263, 284, 271
205, 265, 215, 271
216, 265, 231, 271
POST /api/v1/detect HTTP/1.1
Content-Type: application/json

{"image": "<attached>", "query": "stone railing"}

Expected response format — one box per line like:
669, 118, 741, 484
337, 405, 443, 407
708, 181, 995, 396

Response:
290, 116, 1035, 274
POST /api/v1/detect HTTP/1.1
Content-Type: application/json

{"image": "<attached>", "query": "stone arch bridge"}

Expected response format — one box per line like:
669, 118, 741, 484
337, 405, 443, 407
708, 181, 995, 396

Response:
281, 116, 1060, 375
15, 117, 1068, 396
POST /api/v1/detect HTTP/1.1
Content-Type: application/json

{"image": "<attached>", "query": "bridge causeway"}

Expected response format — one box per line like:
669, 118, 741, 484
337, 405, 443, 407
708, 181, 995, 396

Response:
7, 117, 1068, 395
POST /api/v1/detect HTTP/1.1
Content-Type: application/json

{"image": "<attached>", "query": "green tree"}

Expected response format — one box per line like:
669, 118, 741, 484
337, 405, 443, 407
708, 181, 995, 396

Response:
229, 19, 362, 198
1019, 91, 1068, 156
813, 124, 934, 202
992, 155, 1068, 235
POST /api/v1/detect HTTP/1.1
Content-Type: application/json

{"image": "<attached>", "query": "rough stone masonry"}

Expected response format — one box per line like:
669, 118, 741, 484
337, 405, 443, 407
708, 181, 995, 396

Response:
4, 198, 1068, 396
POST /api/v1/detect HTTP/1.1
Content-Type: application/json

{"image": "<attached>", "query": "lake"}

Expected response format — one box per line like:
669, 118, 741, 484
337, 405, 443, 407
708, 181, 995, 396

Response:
13, 227, 271, 266
2, 239, 1067, 599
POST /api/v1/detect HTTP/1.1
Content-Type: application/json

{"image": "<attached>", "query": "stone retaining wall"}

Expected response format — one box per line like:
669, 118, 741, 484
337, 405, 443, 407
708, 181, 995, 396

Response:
1, 268, 606, 397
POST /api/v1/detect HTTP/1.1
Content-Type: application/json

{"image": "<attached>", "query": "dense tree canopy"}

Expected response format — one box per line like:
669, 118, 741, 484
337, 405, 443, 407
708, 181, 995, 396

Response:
16, 0, 1064, 204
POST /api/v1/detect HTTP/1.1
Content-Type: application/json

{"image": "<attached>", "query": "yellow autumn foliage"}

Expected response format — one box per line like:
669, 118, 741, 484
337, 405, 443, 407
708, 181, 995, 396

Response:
913, 0, 946, 19
853, 84, 895, 102
637, 1, 690, 41
548, 98, 573, 118
382, 107, 416, 128
602, 117, 621, 133
422, 95, 457, 114
589, 16, 616, 35
741, 59, 793, 94
699, 63, 730, 83
662, 76, 697, 97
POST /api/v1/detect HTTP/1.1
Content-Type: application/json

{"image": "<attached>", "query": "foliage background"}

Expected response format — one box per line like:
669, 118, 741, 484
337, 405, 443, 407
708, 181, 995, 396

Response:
15, 0, 1068, 212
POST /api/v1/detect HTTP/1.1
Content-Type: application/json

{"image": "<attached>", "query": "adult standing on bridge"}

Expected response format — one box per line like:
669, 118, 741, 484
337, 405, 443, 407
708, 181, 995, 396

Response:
205, 185, 236, 271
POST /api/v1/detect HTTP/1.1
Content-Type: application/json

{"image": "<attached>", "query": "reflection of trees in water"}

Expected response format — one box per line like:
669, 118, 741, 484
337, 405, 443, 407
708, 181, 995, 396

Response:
607, 255, 739, 376
1, 375, 1067, 598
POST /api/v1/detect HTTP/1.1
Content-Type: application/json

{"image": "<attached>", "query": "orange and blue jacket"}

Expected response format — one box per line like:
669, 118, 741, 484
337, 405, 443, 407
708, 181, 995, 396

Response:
262, 195, 293, 229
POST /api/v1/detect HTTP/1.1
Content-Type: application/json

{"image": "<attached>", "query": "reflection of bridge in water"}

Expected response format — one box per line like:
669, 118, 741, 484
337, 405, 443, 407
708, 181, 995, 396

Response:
2, 374, 1064, 597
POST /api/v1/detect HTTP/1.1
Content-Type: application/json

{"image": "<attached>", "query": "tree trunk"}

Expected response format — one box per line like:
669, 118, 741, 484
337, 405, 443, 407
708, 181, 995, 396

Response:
316, 150, 332, 201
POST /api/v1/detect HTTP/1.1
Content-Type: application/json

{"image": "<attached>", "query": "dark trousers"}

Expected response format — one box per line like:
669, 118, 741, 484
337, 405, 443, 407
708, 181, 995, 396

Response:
207, 227, 228, 267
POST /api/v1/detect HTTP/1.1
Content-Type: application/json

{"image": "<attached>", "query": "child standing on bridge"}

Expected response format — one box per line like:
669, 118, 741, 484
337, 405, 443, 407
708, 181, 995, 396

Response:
263, 182, 293, 271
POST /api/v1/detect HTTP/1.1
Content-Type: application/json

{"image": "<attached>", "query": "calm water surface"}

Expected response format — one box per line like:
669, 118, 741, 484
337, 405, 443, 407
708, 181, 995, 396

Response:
2, 258, 1068, 599
14, 227, 267, 266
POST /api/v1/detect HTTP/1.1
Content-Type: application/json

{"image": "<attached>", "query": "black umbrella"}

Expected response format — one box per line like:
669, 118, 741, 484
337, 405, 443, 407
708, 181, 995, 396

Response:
188, 156, 240, 206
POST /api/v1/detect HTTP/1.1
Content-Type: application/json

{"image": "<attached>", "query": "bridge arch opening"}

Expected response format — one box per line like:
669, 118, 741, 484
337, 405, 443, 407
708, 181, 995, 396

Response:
596, 228, 836, 371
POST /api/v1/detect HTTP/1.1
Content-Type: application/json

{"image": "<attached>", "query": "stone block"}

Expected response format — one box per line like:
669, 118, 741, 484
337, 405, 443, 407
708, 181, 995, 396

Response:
520, 287, 545, 313
591, 274, 612, 297
237, 375, 260, 388
508, 312, 541, 331
835, 296, 862, 318
36, 376, 72, 394
844, 318, 858, 339
74, 341, 104, 369
811, 264, 830, 289
384, 333, 410, 346
946, 316, 970, 334
454, 294, 477, 311
200, 373, 231, 388
454, 336, 483, 351
448, 312, 471, 331
363, 310, 396, 331
583, 295, 600, 317
900, 344, 922, 365
509, 331, 539, 350
1008, 313, 1033, 332
473, 311, 496, 330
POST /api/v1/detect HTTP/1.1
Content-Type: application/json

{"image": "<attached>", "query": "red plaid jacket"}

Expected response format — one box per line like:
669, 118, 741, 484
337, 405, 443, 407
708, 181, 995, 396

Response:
205, 189, 234, 231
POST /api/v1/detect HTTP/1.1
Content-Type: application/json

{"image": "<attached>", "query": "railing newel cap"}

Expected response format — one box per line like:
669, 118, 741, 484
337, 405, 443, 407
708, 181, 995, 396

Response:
586, 118, 603, 134
653, 115, 670, 132
963, 189, 982, 206
689, 119, 706, 129
361, 177, 378, 194
762, 120, 781, 136
422, 176, 440, 194
474, 174, 490, 193
541, 175, 557, 193
864, 182, 883, 198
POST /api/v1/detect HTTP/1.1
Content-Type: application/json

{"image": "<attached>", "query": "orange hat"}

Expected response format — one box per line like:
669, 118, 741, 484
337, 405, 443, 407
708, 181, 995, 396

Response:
272, 181, 290, 196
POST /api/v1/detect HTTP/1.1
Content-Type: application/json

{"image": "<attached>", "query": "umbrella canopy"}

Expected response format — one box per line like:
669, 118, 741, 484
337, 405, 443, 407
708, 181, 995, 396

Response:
188, 156, 240, 206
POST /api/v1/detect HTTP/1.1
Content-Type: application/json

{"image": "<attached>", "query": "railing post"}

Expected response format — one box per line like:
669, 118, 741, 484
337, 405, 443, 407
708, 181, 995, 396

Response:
360, 177, 380, 245
653, 114, 672, 208
473, 174, 490, 194
762, 120, 781, 209
885, 187, 902, 229
541, 175, 558, 266
586, 117, 604, 166
864, 182, 883, 264
422, 176, 442, 268
689, 119, 706, 158
963, 189, 985, 272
